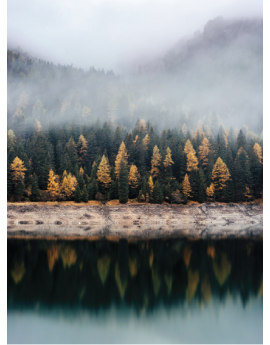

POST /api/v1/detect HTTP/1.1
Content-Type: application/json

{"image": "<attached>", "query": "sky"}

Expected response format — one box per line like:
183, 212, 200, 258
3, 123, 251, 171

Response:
7, 0, 263, 72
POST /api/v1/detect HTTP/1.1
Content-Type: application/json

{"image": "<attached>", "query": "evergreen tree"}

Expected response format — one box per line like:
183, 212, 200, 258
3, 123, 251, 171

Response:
14, 176, 25, 201
153, 180, 163, 204
234, 147, 252, 201
197, 168, 206, 203
7, 165, 13, 200
118, 159, 129, 203
74, 185, 81, 203
88, 183, 96, 200
30, 173, 40, 201
81, 184, 88, 202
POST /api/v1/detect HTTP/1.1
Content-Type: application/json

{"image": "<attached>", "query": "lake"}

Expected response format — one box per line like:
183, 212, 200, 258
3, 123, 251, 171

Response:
7, 238, 263, 343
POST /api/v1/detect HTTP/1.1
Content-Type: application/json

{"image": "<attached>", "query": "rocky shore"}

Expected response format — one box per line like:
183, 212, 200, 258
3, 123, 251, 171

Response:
7, 202, 263, 240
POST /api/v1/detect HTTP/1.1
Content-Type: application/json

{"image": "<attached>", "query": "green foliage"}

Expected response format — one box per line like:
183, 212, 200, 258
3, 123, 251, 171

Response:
81, 184, 88, 203
118, 159, 129, 204
74, 185, 81, 203
30, 173, 40, 201
153, 181, 163, 204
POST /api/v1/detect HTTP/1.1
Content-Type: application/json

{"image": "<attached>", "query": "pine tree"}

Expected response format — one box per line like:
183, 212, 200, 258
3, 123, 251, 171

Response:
182, 174, 192, 202
7, 165, 13, 200
97, 155, 112, 189
118, 159, 129, 203
234, 147, 252, 201
74, 185, 81, 203
150, 145, 162, 178
14, 176, 25, 201
153, 180, 163, 204
197, 168, 207, 203
174, 145, 186, 182
115, 142, 129, 179
30, 173, 40, 201
236, 130, 246, 151
47, 169, 59, 200
81, 184, 88, 202
249, 143, 263, 199
88, 183, 96, 200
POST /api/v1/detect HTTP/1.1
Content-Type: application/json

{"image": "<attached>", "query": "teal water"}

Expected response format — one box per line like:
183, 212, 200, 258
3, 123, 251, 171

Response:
7, 238, 263, 343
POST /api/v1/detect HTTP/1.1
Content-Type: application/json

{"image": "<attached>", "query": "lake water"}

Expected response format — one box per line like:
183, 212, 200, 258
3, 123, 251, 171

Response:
7, 238, 263, 343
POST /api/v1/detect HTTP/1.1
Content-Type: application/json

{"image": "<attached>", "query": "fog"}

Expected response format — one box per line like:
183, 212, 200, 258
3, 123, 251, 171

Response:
7, 1, 263, 135
8, 0, 262, 71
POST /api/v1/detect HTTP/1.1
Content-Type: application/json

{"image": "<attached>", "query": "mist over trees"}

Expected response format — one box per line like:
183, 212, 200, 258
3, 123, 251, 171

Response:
7, 17, 263, 204
7, 17, 262, 135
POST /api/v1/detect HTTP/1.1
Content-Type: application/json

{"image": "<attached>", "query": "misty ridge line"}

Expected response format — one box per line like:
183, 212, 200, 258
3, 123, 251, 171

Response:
7, 16, 262, 135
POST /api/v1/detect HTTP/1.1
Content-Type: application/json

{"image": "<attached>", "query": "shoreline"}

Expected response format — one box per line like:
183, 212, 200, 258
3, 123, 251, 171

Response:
7, 202, 263, 241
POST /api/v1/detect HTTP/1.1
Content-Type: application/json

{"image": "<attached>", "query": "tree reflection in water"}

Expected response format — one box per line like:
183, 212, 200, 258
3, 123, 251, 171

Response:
7, 238, 263, 312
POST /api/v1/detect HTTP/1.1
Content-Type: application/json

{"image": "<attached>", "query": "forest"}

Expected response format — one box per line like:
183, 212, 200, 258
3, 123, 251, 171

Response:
7, 17, 263, 205
7, 117, 263, 204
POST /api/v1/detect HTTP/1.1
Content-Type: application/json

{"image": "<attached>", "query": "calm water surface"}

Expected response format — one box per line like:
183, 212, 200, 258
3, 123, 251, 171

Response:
7, 238, 263, 343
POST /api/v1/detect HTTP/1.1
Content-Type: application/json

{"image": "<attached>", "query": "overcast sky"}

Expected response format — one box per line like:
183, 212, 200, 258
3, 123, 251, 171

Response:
7, 0, 263, 72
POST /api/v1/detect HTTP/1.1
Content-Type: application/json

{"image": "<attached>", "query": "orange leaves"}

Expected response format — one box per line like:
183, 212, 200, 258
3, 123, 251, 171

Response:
47, 169, 59, 198
150, 145, 162, 178
182, 174, 192, 198
97, 155, 112, 188
10, 157, 27, 182
211, 157, 230, 190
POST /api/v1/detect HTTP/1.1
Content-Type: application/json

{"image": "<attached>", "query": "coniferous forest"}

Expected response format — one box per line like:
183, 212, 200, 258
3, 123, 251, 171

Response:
7, 115, 263, 204
7, 18, 263, 206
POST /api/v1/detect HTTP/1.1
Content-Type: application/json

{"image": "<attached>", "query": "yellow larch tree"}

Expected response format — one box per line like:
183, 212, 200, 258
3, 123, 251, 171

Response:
211, 157, 231, 190
128, 164, 140, 189
253, 143, 263, 164
150, 145, 162, 178
10, 157, 27, 182
184, 139, 196, 155
61, 173, 78, 198
97, 155, 112, 188
148, 176, 154, 193
198, 137, 211, 169
182, 174, 192, 198
79, 167, 84, 175
163, 147, 174, 170
206, 183, 215, 200
77, 135, 88, 166
186, 152, 199, 172
142, 134, 150, 150
47, 169, 59, 199
115, 142, 129, 179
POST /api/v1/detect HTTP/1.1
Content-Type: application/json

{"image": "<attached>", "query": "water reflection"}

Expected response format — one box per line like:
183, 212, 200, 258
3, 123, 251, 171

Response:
7, 238, 263, 311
